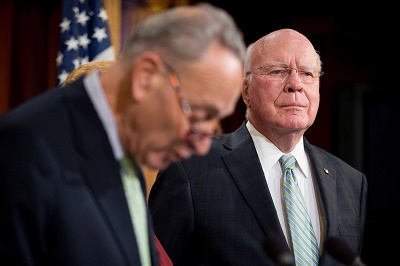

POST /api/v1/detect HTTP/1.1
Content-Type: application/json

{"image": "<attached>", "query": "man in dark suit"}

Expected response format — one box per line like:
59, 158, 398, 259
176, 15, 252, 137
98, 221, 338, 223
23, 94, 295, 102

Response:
148, 29, 368, 265
0, 3, 246, 265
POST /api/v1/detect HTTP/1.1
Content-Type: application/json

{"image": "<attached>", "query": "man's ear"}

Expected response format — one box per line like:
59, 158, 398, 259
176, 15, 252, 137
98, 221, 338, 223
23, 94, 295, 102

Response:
131, 52, 164, 101
242, 77, 251, 108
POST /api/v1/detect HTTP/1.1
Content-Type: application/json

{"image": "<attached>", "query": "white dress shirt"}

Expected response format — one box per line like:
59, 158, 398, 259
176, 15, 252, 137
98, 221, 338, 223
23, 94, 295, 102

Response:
246, 121, 322, 248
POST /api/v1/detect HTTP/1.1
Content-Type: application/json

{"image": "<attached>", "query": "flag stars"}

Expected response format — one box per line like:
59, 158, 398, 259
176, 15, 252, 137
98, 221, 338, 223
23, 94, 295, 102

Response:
57, 69, 69, 85
65, 36, 79, 51
59, 18, 71, 33
76, 11, 90, 26
92, 27, 108, 42
56, 0, 114, 86
72, 7, 80, 14
98, 8, 108, 22
72, 58, 81, 69
56, 52, 64, 67
81, 56, 89, 65
78, 34, 91, 49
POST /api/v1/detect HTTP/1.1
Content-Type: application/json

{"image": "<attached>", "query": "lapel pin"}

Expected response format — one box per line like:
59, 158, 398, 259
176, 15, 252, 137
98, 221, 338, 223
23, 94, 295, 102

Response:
323, 168, 329, 174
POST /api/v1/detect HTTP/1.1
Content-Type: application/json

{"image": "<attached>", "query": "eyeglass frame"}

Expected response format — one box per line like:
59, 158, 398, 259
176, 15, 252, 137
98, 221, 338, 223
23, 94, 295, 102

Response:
164, 63, 223, 139
246, 64, 323, 84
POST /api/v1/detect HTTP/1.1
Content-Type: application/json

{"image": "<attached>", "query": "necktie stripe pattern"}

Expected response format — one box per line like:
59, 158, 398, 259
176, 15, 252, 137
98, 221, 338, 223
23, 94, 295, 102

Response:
281, 154, 320, 266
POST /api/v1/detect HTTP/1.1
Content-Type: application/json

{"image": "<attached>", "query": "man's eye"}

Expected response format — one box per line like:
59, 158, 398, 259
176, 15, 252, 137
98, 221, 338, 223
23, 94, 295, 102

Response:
270, 69, 286, 75
300, 71, 313, 78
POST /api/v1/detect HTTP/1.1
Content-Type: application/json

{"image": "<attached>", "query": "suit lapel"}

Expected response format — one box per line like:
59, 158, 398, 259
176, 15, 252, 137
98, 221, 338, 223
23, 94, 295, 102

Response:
64, 81, 141, 265
219, 123, 339, 250
222, 123, 284, 236
305, 140, 338, 238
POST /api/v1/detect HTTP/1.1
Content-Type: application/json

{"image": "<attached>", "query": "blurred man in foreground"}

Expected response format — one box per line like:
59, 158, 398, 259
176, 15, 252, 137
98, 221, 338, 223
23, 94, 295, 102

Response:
0, 3, 246, 265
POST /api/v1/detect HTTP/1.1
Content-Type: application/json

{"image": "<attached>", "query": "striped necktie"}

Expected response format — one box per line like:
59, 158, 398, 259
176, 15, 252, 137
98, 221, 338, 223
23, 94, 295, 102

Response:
120, 155, 151, 266
280, 154, 320, 266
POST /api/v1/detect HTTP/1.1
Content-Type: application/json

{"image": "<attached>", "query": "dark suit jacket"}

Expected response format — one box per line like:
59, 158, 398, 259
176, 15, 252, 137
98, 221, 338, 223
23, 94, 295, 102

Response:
148, 122, 367, 266
0, 78, 159, 266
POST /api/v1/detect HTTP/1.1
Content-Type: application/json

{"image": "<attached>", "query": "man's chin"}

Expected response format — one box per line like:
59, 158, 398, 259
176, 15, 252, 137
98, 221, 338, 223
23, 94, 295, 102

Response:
144, 157, 171, 171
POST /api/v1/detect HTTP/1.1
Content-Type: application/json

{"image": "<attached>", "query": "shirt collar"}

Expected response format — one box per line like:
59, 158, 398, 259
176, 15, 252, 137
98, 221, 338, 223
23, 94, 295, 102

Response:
246, 121, 309, 177
83, 71, 124, 160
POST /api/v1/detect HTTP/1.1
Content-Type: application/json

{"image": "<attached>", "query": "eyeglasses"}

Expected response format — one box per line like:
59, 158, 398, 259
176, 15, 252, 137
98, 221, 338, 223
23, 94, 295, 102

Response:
246, 65, 323, 84
165, 64, 223, 139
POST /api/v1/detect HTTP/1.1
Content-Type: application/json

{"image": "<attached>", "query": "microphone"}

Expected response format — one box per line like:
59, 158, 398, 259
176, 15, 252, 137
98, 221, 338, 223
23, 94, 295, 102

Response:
325, 236, 367, 266
264, 233, 295, 266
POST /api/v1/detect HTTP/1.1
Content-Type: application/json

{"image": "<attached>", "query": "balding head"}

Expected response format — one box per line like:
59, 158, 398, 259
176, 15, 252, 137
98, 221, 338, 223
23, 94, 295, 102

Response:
242, 28, 323, 152
244, 29, 322, 76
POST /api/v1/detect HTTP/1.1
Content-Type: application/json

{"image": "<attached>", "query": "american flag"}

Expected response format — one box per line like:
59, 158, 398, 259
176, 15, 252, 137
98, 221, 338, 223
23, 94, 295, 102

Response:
56, 0, 115, 85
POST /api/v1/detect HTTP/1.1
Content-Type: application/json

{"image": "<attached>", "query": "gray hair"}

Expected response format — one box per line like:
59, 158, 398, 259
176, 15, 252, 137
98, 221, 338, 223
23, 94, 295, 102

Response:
119, 3, 245, 69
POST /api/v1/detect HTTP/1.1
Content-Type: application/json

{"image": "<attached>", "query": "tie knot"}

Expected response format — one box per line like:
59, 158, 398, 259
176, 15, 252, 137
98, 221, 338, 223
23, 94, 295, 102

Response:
280, 154, 296, 170
120, 155, 135, 176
